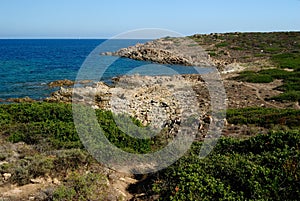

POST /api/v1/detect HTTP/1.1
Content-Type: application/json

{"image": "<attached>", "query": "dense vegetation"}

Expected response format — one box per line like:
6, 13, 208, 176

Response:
226, 107, 300, 129
150, 130, 300, 200
0, 102, 155, 153
124, 107, 300, 200
0, 102, 157, 200
0, 100, 299, 200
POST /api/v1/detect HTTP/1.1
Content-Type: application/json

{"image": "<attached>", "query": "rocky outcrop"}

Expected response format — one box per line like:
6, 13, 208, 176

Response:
48, 79, 75, 88
103, 47, 192, 66
102, 37, 214, 67
45, 82, 112, 109
6, 96, 35, 103
45, 75, 218, 140
45, 87, 73, 103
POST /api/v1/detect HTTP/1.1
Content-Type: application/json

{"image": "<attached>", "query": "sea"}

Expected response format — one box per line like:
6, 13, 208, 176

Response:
0, 39, 212, 101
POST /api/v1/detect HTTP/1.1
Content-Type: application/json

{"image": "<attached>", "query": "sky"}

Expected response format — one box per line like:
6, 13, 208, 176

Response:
0, 0, 299, 38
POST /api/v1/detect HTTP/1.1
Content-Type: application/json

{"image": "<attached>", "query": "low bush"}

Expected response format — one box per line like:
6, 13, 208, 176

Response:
52, 172, 108, 201
271, 53, 300, 70
0, 103, 156, 153
9, 149, 93, 186
10, 154, 54, 185
270, 91, 300, 102
215, 42, 229, 48
151, 130, 300, 200
226, 107, 300, 129
234, 71, 274, 83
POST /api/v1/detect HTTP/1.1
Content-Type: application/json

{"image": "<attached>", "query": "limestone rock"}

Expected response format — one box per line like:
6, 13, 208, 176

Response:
48, 79, 74, 87
30, 177, 45, 184
101, 37, 213, 67
6, 96, 35, 103
45, 74, 212, 141
3, 173, 12, 180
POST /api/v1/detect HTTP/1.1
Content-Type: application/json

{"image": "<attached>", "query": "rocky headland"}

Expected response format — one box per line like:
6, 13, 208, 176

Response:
43, 32, 300, 142
102, 37, 215, 68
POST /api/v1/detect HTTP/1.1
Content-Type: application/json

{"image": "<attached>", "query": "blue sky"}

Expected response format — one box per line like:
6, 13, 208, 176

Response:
0, 0, 299, 38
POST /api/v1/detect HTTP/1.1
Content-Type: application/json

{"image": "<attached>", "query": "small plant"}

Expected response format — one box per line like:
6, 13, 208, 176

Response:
10, 154, 54, 185
208, 51, 217, 56
52, 172, 108, 201
215, 42, 229, 48
231, 46, 244, 51
53, 149, 91, 172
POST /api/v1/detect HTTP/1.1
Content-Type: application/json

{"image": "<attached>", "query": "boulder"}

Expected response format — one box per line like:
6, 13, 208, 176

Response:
3, 173, 12, 180
6, 96, 35, 103
48, 79, 74, 87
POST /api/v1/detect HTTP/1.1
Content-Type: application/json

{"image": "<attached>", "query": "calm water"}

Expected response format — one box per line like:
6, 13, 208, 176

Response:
0, 39, 211, 100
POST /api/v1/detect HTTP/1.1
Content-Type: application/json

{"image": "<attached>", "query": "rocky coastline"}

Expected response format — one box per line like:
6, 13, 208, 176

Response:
2, 32, 299, 201
4, 34, 297, 139
101, 37, 217, 69
7, 34, 294, 139
44, 75, 215, 140
101, 36, 249, 74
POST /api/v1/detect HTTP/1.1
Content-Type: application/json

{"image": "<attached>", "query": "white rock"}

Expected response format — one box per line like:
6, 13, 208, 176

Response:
30, 177, 45, 184
92, 105, 100, 110
53, 178, 61, 185
3, 173, 11, 180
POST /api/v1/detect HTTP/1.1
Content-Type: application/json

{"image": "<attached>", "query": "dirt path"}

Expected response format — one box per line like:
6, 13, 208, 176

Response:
0, 183, 52, 201
242, 82, 284, 109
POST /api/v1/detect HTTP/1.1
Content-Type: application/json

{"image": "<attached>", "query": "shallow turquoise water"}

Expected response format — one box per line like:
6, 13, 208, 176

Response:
0, 39, 211, 100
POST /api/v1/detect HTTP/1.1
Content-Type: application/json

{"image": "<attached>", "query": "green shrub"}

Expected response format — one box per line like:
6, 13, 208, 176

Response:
208, 52, 217, 56
10, 155, 54, 185
270, 91, 300, 102
231, 46, 244, 51
53, 149, 91, 172
0, 103, 155, 153
265, 47, 281, 53
215, 42, 229, 48
271, 53, 300, 70
276, 82, 300, 92
53, 185, 76, 201
53, 172, 108, 201
151, 130, 300, 200
234, 71, 274, 83
259, 68, 291, 79
226, 107, 300, 129
6, 121, 81, 149
0, 102, 74, 123
249, 74, 274, 83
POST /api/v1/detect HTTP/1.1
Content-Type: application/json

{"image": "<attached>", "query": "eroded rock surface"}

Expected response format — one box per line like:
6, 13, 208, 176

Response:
102, 37, 214, 68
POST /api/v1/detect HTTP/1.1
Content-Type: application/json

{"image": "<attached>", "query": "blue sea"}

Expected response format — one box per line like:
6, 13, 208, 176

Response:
0, 39, 212, 100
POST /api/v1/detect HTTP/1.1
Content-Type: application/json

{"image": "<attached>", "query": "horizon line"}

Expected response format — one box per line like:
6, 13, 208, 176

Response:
1, 30, 299, 40
0, 37, 154, 40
